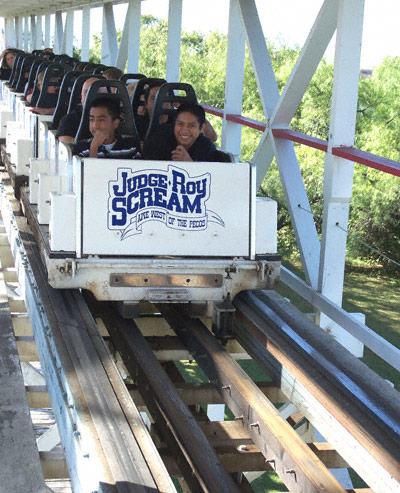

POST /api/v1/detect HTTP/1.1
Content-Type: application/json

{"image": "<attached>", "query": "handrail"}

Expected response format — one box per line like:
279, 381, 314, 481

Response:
202, 104, 400, 367
280, 266, 400, 373
201, 105, 400, 177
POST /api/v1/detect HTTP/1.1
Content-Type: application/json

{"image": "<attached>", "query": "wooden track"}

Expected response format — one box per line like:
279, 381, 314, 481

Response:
0, 168, 398, 492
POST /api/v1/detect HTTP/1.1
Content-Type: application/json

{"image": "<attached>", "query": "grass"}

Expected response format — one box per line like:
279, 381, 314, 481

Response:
277, 258, 400, 390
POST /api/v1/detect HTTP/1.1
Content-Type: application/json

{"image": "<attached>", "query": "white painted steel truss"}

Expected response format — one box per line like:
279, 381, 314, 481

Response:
2, 1, 365, 343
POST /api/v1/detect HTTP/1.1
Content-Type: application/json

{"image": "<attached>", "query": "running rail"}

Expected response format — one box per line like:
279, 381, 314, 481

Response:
0, 177, 175, 493
233, 289, 400, 493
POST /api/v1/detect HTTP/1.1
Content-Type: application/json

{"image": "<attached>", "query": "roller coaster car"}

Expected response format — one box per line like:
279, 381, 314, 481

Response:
48, 152, 276, 266
1, 76, 279, 338
45, 156, 279, 336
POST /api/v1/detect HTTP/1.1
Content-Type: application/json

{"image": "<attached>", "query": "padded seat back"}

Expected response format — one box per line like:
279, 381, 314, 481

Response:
145, 82, 197, 141
66, 74, 105, 114
75, 79, 139, 144
24, 60, 52, 101
131, 77, 167, 120
52, 71, 85, 129
31, 63, 72, 109
15, 55, 37, 93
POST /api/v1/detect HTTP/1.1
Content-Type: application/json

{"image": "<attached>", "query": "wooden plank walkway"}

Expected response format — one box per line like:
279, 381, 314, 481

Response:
0, 218, 72, 493
0, 222, 46, 493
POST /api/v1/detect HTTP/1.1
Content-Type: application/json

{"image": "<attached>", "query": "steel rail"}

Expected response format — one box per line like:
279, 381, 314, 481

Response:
158, 303, 346, 493
90, 297, 241, 493
233, 289, 400, 492
0, 176, 173, 493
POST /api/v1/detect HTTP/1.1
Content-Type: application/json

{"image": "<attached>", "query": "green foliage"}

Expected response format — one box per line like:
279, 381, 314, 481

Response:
89, 18, 400, 272
138, 16, 169, 77
90, 33, 102, 64
90, 30, 122, 64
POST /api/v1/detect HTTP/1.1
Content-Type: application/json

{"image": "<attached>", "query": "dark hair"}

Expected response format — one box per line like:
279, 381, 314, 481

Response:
1, 49, 16, 69
144, 78, 167, 102
89, 96, 121, 120
102, 67, 123, 80
175, 103, 206, 127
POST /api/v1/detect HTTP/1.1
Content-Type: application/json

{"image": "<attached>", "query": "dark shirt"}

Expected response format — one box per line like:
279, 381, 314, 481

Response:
142, 126, 225, 162
73, 134, 139, 159
135, 114, 150, 140
135, 113, 174, 141
0, 67, 12, 81
56, 105, 89, 140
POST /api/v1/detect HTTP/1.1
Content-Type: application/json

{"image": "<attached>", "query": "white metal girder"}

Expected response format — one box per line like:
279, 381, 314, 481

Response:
62, 10, 74, 57
318, 0, 364, 314
221, 0, 245, 161
16, 17, 21, 48
271, 0, 339, 127
30, 15, 36, 51
44, 14, 51, 48
101, 3, 118, 66
253, 132, 275, 188
24, 17, 30, 51
54, 11, 63, 54
116, 0, 141, 72
272, 137, 321, 287
81, 7, 90, 61
37, 424, 61, 452
15, 17, 22, 49
237, 0, 279, 119
166, 0, 182, 82
5, 18, 16, 48
238, 0, 322, 287
35, 15, 43, 50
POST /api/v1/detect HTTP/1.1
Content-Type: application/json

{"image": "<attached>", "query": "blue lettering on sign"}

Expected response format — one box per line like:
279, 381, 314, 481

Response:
107, 165, 225, 240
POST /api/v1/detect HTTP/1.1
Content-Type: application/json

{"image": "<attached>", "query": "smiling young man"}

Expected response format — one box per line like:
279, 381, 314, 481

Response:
142, 103, 227, 162
73, 97, 139, 159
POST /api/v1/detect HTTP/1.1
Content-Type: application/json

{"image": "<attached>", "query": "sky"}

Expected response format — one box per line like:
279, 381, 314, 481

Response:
1, 0, 397, 69
134, 0, 400, 69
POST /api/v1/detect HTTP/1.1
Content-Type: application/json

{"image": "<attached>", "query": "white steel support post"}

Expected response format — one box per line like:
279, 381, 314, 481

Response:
23, 17, 29, 51
318, 0, 364, 337
3, 18, 9, 47
13, 17, 18, 47
4, 18, 16, 48
271, 0, 338, 127
222, 0, 245, 161
116, 0, 141, 72
30, 15, 36, 51
62, 11, 74, 57
237, 0, 279, 186
102, 3, 118, 66
20, 18, 25, 51
54, 11, 64, 54
166, 0, 182, 82
81, 7, 91, 62
35, 15, 43, 50
238, 0, 321, 287
270, 0, 338, 287
44, 14, 51, 48
16, 17, 23, 49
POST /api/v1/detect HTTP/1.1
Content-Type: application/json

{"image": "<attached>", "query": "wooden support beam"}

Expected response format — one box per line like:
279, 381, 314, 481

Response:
40, 450, 69, 479
0, 257, 45, 492
16, 336, 40, 361
160, 304, 346, 493
128, 381, 284, 406
99, 306, 241, 493
234, 290, 400, 491
26, 385, 51, 408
